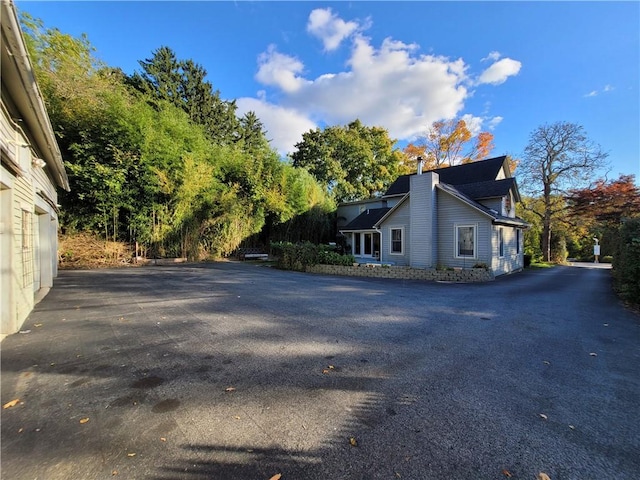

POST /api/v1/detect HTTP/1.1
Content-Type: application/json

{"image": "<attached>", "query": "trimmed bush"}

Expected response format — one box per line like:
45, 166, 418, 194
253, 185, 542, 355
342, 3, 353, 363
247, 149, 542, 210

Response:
271, 241, 355, 271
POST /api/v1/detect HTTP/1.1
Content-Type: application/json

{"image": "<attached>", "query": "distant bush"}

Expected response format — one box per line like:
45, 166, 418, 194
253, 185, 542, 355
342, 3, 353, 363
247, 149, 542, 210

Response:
612, 218, 640, 305
524, 254, 532, 267
601, 255, 613, 264
271, 241, 355, 271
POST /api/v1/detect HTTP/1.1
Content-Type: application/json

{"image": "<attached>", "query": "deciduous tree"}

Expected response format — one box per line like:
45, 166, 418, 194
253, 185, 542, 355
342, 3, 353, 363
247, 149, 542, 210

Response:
519, 121, 609, 261
403, 118, 495, 170
566, 175, 640, 226
291, 120, 408, 202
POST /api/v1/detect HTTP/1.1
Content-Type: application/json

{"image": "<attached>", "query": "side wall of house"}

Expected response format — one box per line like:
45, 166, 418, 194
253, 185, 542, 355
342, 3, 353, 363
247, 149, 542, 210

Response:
437, 191, 493, 269
491, 225, 524, 276
379, 200, 411, 266
1, 105, 60, 336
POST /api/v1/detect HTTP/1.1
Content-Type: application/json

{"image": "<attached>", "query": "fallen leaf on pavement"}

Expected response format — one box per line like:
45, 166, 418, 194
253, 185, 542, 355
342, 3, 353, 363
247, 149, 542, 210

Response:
590, 352, 597, 357
3, 399, 20, 409
322, 369, 330, 374
19, 330, 31, 334
34, 323, 43, 327
502, 469, 512, 477
538, 473, 551, 480
127, 452, 136, 457
79, 418, 90, 424
225, 387, 236, 392
543, 361, 550, 365
269, 474, 282, 480
539, 413, 548, 420
328, 365, 335, 370
349, 437, 358, 447
112, 470, 118, 476
160, 437, 167, 442
569, 425, 575, 430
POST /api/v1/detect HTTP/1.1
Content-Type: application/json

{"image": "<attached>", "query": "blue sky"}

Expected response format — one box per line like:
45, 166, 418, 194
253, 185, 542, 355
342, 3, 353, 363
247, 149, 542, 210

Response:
16, 1, 640, 182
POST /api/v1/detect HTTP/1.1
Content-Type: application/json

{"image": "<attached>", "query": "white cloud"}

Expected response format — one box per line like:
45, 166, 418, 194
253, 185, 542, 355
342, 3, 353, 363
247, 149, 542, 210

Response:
478, 58, 522, 85
584, 85, 615, 98
248, 10, 521, 155
481, 51, 501, 62
487, 116, 503, 130
256, 45, 307, 93
236, 97, 316, 156
461, 114, 484, 136
307, 8, 359, 52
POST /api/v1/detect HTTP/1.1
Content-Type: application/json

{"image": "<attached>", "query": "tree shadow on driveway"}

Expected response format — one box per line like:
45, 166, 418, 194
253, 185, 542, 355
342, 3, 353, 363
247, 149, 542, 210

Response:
2, 262, 639, 479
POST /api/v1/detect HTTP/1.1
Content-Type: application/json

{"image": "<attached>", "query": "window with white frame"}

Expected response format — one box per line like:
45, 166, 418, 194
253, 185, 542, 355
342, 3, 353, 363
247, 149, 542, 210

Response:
499, 228, 504, 257
455, 224, 476, 258
390, 227, 403, 254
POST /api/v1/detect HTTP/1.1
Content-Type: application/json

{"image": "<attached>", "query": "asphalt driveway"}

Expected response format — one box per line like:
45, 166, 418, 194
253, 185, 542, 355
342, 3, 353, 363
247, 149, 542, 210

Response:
1, 262, 638, 480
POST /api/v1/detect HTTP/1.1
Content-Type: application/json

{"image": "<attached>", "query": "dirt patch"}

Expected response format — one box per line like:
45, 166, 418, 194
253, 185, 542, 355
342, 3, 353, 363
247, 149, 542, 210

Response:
58, 233, 135, 269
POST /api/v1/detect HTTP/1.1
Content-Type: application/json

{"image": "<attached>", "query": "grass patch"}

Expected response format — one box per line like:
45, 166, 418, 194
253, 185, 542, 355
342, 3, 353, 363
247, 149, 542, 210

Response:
528, 261, 556, 269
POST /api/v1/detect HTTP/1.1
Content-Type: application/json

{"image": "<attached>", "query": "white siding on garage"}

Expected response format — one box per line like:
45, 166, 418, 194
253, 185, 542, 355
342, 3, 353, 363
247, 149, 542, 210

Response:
437, 190, 492, 269
379, 200, 411, 266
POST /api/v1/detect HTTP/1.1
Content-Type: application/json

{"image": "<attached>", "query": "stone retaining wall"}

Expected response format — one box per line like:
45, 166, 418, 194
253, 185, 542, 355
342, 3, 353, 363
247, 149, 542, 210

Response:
306, 264, 494, 283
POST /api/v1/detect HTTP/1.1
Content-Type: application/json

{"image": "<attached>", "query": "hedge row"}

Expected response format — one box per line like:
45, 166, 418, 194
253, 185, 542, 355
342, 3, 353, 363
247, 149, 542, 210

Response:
612, 218, 640, 305
271, 242, 355, 271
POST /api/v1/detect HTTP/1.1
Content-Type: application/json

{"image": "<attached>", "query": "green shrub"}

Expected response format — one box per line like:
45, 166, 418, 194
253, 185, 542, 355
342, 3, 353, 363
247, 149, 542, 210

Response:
472, 262, 488, 270
612, 218, 640, 305
601, 255, 613, 263
271, 241, 355, 271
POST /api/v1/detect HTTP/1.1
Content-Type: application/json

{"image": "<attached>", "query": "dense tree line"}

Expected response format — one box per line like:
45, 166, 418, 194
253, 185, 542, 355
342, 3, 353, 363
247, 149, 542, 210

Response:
21, 14, 335, 259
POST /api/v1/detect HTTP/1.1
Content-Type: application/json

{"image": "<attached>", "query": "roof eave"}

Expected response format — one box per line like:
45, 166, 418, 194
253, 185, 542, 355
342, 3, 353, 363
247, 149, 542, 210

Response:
1, 1, 69, 191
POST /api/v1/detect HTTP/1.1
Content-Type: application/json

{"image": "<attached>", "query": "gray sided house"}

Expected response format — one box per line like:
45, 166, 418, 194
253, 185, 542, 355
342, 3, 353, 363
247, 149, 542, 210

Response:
337, 156, 529, 276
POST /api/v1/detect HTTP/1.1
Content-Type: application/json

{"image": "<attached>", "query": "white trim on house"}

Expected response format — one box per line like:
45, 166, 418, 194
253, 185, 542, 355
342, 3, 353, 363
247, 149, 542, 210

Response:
454, 223, 478, 259
389, 226, 404, 255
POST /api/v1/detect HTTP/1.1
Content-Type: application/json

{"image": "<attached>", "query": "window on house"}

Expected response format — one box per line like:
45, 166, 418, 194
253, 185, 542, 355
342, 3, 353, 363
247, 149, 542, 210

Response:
516, 229, 521, 254
354, 232, 361, 255
499, 228, 504, 257
22, 210, 33, 287
456, 224, 476, 258
391, 228, 403, 254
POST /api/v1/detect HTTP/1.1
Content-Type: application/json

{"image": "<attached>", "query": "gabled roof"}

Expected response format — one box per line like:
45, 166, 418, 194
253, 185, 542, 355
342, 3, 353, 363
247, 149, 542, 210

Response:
384, 156, 509, 197
436, 183, 529, 227
340, 207, 391, 231
455, 178, 520, 202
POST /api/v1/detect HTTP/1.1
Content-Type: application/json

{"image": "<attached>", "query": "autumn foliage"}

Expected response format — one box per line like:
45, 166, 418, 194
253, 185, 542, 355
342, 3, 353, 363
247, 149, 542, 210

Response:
402, 118, 495, 171
566, 175, 640, 226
